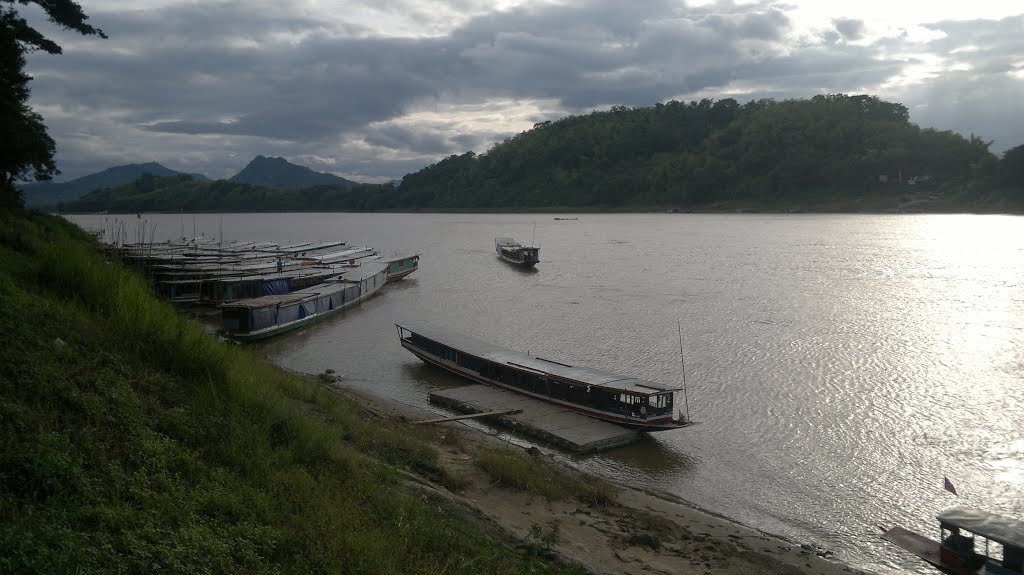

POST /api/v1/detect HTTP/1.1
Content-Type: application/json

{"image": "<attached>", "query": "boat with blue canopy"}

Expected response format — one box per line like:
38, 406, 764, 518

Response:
222, 262, 388, 342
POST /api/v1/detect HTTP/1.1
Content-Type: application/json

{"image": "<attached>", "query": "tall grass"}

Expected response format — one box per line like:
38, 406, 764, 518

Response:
0, 210, 580, 573
474, 448, 618, 507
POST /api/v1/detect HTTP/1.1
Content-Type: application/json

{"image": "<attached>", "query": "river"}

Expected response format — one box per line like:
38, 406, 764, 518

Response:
66, 211, 1024, 574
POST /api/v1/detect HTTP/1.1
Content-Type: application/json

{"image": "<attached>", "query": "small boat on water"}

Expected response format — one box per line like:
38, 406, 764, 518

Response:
395, 321, 691, 431
882, 507, 1024, 574
495, 237, 539, 268
379, 253, 420, 282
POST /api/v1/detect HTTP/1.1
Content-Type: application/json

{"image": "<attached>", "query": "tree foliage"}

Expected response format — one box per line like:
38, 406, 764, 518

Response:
1001, 145, 1024, 187
395, 94, 1002, 210
1, 0, 105, 208
63, 174, 404, 213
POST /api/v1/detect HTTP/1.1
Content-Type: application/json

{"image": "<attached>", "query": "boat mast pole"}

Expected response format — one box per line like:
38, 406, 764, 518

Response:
677, 320, 691, 423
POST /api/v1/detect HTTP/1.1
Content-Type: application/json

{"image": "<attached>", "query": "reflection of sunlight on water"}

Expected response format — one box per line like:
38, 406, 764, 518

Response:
988, 438, 1024, 485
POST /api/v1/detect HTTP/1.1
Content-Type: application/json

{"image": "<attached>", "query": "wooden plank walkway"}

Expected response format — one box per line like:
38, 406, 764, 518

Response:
414, 409, 522, 424
428, 385, 640, 453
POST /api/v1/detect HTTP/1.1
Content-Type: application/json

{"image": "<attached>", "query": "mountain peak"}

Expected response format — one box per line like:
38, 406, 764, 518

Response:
230, 156, 356, 189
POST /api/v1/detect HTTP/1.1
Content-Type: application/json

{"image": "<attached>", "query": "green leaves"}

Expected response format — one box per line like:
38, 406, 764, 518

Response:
2, 1, 106, 208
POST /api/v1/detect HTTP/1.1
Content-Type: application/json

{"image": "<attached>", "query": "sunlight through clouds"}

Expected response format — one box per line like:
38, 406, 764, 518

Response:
18, 0, 1024, 181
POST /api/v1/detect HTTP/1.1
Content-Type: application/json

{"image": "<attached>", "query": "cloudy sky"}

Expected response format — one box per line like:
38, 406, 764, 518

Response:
21, 0, 1024, 183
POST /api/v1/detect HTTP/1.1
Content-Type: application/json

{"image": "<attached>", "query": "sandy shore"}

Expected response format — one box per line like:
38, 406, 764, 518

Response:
327, 380, 872, 575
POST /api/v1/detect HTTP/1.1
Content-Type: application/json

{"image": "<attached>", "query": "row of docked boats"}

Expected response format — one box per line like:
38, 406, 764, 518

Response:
107, 236, 419, 341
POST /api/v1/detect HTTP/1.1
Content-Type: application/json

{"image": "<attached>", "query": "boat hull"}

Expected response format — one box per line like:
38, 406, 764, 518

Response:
228, 280, 385, 342
401, 340, 685, 431
497, 254, 538, 268
224, 265, 390, 342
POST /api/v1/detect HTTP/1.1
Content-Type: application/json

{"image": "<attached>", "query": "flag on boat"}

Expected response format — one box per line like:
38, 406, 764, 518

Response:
944, 476, 958, 496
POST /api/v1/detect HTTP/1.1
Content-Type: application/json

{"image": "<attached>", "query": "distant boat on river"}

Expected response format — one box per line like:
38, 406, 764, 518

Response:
495, 237, 539, 268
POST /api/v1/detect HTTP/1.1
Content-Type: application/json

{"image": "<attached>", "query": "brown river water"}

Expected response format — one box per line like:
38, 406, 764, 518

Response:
67, 212, 1024, 575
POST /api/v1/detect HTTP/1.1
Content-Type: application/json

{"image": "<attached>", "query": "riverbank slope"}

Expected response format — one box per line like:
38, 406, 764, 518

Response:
0, 209, 869, 574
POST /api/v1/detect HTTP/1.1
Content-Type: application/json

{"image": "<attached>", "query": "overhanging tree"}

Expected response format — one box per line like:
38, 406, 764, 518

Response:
1, 0, 105, 208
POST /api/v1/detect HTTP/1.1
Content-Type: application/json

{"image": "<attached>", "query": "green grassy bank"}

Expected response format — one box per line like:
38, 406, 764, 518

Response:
0, 209, 577, 574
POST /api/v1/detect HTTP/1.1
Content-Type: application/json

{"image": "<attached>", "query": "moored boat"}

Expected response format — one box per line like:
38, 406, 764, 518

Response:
221, 262, 388, 342
395, 321, 690, 431
380, 253, 420, 282
495, 237, 539, 268
882, 507, 1024, 574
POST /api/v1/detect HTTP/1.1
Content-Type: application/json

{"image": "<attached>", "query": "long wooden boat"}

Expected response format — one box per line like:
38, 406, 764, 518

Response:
221, 262, 388, 342
495, 237, 539, 268
395, 322, 690, 430
882, 507, 1024, 574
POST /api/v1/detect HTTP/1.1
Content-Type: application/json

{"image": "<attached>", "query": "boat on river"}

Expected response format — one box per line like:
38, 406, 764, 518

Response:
221, 262, 388, 342
380, 253, 420, 282
495, 237, 539, 268
395, 321, 690, 431
882, 507, 1024, 574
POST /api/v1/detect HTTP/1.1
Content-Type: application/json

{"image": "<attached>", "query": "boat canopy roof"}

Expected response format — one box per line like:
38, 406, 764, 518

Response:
221, 292, 314, 308
278, 241, 345, 254
380, 253, 420, 262
303, 247, 376, 262
495, 237, 522, 247
201, 267, 341, 284
337, 261, 388, 281
397, 321, 685, 395
222, 263, 387, 310
938, 507, 1024, 549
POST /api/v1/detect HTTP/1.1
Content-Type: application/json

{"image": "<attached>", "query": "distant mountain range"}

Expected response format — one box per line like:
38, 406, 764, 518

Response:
18, 163, 208, 208
17, 156, 358, 208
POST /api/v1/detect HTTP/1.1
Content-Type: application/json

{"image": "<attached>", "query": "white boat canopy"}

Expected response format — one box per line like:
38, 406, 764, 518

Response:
938, 507, 1024, 549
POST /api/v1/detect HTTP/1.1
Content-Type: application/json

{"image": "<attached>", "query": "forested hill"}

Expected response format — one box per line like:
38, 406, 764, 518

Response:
62, 95, 1024, 213
397, 94, 1016, 210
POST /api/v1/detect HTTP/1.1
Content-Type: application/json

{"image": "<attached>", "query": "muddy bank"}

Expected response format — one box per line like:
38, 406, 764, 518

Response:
328, 381, 872, 575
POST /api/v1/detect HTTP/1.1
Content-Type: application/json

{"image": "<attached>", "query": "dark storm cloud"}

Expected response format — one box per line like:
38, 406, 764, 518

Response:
22, 1, 1024, 180
832, 18, 864, 41
451, 0, 794, 108
29, 0, 804, 142
363, 125, 455, 154
729, 45, 904, 89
